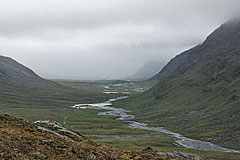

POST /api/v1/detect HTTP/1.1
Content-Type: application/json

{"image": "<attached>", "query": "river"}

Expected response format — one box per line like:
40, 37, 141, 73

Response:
71, 96, 240, 153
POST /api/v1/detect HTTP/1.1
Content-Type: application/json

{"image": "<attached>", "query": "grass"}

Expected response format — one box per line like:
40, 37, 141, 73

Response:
0, 80, 239, 159
0, 80, 155, 136
114, 74, 240, 151
89, 131, 240, 160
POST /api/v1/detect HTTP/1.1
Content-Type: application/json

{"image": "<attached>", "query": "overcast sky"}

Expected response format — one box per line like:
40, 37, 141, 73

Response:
0, 0, 239, 80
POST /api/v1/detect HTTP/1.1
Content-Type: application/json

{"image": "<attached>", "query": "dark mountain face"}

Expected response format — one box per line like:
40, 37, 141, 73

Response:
154, 19, 240, 83
178, 20, 240, 79
152, 47, 193, 80
0, 55, 56, 87
123, 19, 240, 150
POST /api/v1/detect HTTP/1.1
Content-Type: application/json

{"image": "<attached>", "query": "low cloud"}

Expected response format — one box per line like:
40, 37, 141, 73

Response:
0, 0, 239, 80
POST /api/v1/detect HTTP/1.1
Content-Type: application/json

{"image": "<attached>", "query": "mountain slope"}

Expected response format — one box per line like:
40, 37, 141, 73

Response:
125, 61, 165, 81
151, 47, 196, 80
119, 19, 240, 150
0, 55, 56, 87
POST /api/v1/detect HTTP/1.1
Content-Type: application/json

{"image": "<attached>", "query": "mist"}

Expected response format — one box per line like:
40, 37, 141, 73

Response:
0, 0, 239, 80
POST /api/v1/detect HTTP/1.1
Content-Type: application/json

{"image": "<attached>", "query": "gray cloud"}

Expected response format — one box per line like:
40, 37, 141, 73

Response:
0, 0, 240, 80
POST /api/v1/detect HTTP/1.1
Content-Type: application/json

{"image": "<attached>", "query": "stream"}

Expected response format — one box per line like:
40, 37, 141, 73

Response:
71, 96, 240, 153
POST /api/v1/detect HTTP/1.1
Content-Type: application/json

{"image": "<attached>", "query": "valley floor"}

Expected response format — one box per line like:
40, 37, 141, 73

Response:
0, 81, 239, 159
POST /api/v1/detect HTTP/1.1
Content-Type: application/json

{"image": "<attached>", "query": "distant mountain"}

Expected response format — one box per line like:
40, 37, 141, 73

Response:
121, 19, 240, 150
0, 55, 56, 87
125, 61, 165, 81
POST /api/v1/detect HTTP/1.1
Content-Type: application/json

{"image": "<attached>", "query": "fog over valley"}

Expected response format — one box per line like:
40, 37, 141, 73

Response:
0, 0, 240, 80
1, 1, 240, 159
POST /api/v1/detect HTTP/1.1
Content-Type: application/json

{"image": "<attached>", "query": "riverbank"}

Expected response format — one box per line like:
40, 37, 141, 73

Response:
1, 81, 239, 159
71, 96, 239, 153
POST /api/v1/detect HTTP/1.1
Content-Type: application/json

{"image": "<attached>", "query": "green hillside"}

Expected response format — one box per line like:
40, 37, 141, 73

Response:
117, 19, 240, 150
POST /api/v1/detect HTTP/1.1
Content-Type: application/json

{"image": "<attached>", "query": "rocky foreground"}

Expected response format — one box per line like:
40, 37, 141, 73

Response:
0, 114, 202, 160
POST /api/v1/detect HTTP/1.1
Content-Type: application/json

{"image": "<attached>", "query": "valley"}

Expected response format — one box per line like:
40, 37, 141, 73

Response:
69, 92, 239, 153
1, 79, 239, 159
0, 14, 240, 160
